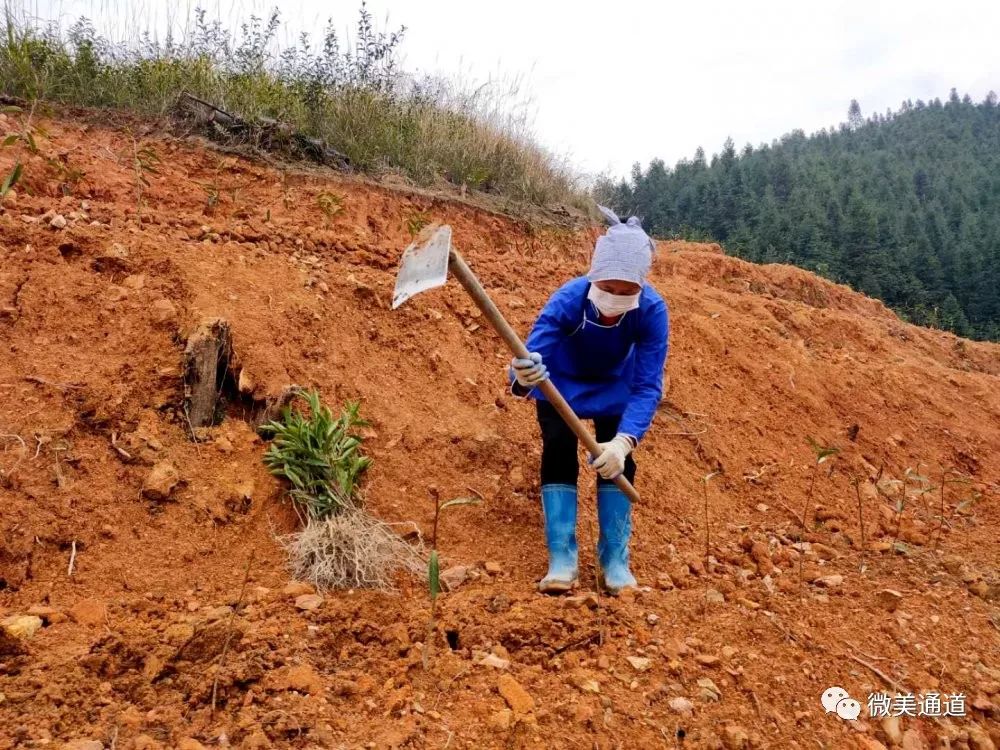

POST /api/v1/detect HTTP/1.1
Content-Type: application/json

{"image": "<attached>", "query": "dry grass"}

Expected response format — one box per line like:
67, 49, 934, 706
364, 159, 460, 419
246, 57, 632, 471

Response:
282, 508, 425, 592
0, 3, 586, 208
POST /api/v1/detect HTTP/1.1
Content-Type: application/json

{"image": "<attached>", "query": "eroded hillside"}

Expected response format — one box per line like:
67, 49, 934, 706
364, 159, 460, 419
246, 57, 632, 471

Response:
1, 117, 999, 750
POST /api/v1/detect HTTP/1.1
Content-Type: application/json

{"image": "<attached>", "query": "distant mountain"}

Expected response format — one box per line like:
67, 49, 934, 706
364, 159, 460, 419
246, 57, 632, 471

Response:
599, 90, 1000, 341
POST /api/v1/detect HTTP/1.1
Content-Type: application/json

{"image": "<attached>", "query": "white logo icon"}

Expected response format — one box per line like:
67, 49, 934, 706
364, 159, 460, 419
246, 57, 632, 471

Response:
822, 687, 861, 720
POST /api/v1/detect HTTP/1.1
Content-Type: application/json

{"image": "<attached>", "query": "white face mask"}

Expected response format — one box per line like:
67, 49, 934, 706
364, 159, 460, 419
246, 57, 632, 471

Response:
587, 284, 641, 317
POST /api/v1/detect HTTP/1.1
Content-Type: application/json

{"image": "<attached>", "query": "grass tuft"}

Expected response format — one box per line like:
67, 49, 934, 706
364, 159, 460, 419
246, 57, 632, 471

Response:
0, 3, 584, 207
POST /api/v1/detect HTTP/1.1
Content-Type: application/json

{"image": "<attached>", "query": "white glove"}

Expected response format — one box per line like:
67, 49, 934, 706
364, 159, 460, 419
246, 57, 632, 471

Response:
591, 434, 634, 479
511, 352, 548, 387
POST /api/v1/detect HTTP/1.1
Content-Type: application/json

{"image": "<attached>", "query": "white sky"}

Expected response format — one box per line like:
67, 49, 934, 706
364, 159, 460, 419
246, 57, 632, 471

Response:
25, 0, 1000, 180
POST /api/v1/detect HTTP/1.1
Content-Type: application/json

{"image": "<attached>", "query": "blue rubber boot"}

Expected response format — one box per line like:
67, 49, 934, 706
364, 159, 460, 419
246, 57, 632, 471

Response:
538, 484, 579, 594
597, 483, 637, 595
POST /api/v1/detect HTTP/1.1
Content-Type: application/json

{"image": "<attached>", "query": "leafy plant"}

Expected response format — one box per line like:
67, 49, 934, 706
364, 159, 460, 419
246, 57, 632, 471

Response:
259, 389, 372, 520
424, 493, 480, 669
316, 191, 343, 224
406, 210, 431, 237
1, 161, 22, 199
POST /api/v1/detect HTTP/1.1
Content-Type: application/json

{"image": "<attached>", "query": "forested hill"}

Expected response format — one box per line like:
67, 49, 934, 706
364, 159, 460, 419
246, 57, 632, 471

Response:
599, 91, 1000, 341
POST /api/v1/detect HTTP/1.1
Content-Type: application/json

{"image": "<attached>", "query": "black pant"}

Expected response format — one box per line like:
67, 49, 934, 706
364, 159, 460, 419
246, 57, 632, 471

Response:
536, 400, 637, 486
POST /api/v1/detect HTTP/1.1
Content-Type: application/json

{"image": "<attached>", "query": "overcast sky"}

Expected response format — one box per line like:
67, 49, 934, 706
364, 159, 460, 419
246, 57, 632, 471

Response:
26, 0, 1000, 180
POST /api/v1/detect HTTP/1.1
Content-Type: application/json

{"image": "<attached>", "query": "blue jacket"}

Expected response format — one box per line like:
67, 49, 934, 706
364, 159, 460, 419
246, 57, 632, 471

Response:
514, 277, 669, 441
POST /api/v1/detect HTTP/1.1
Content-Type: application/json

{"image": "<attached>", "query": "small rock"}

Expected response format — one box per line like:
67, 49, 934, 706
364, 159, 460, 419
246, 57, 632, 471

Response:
646, 612, 660, 626
2, 614, 43, 639
282, 581, 315, 597
569, 670, 601, 693
695, 653, 720, 667
564, 593, 600, 609
882, 716, 903, 746
971, 694, 994, 712
479, 653, 511, 670
656, 574, 675, 590
487, 593, 512, 613
142, 461, 180, 501
697, 677, 722, 701
722, 724, 750, 750
705, 588, 725, 605
876, 589, 904, 612
381, 622, 410, 648
49, 214, 67, 229
163, 622, 196, 645
69, 599, 107, 626
968, 581, 991, 599
814, 574, 844, 589
484, 561, 503, 575
266, 664, 323, 694
626, 656, 652, 672
498, 674, 535, 714
295, 594, 324, 611
968, 725, 996, 750
123, 273, 146, 289
668, 696, 695, 715
151, 299, 177, 324
489, 709, 513, 731
721, 646, 738, 660
440, 565, 470, 591
812, 542, 839, 560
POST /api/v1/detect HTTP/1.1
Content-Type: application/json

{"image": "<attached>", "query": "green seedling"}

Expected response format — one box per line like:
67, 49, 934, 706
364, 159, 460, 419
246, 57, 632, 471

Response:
201, 181, 221, 213
801, 437, 840, 529
799, 437, 839, 588
850, 474, 867, 573
932, 468, 971, 548
1, 162, 22, 200
424, 494, 481, 669
259, 390, 372, 521
701, 471, 720, 563
129, 137, 160, 217
406, 210, 431, 237
893, 467, 933, 549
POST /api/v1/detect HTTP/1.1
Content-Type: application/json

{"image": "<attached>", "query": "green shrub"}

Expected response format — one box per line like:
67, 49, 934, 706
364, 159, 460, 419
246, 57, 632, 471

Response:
259, 389, 371, 520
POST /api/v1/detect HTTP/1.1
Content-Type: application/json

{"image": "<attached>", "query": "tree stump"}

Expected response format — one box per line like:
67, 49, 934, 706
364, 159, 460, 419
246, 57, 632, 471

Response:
183, 318, 232, 429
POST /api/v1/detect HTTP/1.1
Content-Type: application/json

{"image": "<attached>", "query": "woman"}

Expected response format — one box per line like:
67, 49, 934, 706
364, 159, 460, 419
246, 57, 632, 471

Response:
510, 208, 669, 595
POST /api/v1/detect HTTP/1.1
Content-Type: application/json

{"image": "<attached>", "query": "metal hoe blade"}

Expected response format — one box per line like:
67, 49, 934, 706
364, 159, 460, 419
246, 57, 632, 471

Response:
391, 224, 452, 309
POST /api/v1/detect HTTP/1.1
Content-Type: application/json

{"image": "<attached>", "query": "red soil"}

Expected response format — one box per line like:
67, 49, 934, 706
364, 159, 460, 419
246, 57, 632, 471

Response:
1, 116, 999, 750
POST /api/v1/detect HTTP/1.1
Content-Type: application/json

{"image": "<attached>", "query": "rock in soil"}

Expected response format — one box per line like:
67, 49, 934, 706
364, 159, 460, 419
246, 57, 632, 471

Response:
498, 674, 535, 714
876, 589, 904, 612
142, 461, 180, 501
69, 599, 107, 626
294, 593, 324, 611
669, 696, 695, 715
2, 614, 43, 640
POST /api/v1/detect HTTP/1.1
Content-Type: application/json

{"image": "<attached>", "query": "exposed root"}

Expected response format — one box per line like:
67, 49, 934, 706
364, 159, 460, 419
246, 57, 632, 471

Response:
281, 509, 425, 592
